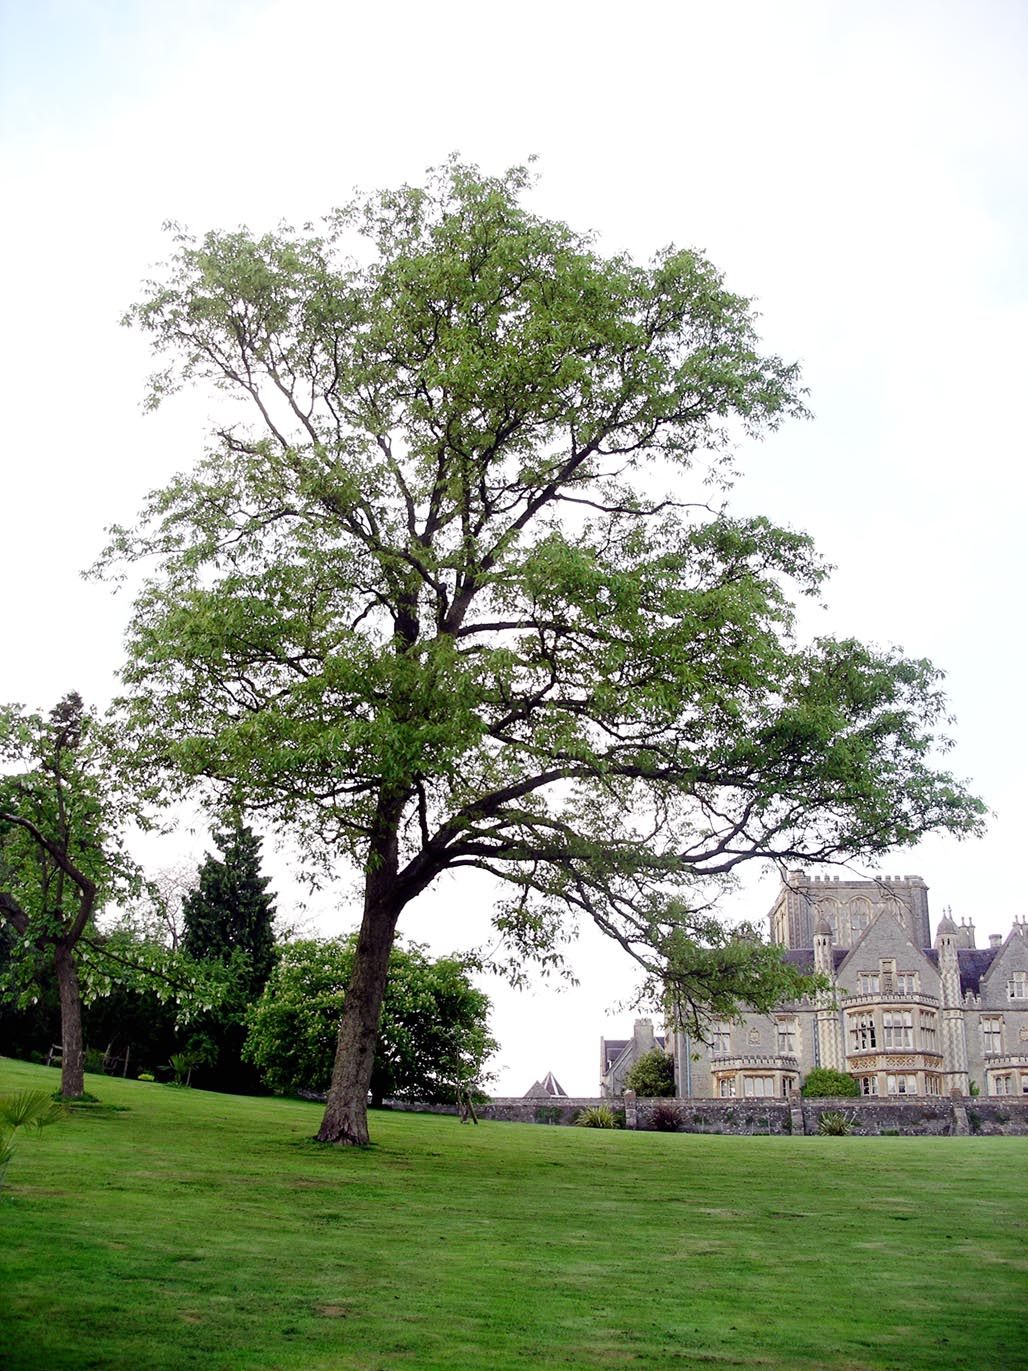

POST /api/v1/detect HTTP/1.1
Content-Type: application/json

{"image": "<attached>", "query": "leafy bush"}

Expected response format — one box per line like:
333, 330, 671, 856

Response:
137, 1072, 155, 1083
647, 1102, 682, 1132
244, 937, 496, 1105
801, 1068, 859, 1098
817, 1111, 852, 1136
576, 1105, 619, 1129
624, 1049, 676, 1098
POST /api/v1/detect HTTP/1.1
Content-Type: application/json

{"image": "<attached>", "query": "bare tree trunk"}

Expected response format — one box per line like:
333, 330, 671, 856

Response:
317, 891, 401, 1145
317, 787, 408, 1146
54, 943, 85, 1098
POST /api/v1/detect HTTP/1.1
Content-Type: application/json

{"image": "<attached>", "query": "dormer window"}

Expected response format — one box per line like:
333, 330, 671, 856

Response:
857, 972, 880, 995
1008, 971, 1027, 1001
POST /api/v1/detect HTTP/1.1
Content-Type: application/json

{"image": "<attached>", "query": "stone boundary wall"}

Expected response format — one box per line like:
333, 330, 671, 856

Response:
383, 1096, 623, 1127
379, 1094, 1028, 1136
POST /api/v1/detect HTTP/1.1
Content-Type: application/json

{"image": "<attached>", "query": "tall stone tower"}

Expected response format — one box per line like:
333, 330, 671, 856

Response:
812, 914, 843, 1070
935, 912, 969, 1093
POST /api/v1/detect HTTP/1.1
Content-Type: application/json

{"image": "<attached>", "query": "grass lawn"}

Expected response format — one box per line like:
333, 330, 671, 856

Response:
1, 1058, 1025, 1370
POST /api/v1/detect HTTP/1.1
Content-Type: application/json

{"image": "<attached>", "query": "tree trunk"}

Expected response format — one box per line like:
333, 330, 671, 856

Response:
54, 942, 85, 1098
316, 889, 401, 1145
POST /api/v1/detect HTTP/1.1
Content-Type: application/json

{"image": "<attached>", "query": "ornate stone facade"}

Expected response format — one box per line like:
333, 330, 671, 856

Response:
661, 872, 1028, 1100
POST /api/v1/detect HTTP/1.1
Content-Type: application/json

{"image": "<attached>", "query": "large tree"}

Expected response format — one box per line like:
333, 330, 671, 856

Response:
103, 160, 984, 1144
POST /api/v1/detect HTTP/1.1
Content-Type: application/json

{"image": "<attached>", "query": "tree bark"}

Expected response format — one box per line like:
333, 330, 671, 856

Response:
316, 890, 401, 1145
54, 942, 85, 1098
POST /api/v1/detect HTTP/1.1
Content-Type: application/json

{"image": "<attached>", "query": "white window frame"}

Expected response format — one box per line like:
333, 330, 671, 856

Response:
883, 1011, 913, 1050
849, 1012, 877, 1051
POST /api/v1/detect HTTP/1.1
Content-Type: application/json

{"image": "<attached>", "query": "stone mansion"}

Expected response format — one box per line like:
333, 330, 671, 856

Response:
601, 872, 1028, 1101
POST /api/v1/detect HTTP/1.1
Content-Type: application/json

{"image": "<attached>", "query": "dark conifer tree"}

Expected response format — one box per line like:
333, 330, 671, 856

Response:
182, 821, 276, 998
180, 820, 277, 1090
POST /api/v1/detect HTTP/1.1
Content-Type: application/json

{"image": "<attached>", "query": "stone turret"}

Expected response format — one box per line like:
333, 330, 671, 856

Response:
813, 916, 843, 1070
936, 911, 969, 1092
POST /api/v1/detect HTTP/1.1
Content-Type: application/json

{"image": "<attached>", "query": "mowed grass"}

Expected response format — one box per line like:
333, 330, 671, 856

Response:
1, 1059, 1025, 1371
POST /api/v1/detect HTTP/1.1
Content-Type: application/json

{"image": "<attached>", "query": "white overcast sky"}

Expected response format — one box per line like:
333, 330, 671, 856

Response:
2, 0, 1026, 1094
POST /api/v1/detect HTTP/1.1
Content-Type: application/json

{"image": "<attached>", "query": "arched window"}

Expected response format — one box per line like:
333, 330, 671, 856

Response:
850, 898, 872, 936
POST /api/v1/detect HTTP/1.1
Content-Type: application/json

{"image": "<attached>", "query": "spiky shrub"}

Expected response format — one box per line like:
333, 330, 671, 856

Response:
647, 1102, 683, 1132
817, 1110, 852, 1136
576, 1105, 619, 1129
0, 1090, 67, 1189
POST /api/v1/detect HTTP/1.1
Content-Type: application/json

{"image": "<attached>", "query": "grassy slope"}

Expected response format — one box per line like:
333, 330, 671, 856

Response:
1, 1058, 1025, 1371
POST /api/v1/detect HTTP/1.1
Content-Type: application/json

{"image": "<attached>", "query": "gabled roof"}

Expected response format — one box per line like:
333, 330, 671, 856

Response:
920, 946, 1001, 997
601, 1036, 667, 1074
602, 1040, 629, 1073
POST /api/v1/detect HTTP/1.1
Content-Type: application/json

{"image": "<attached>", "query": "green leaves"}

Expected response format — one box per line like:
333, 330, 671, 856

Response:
101, 157, 985, 1045
243, 937, 496, 1102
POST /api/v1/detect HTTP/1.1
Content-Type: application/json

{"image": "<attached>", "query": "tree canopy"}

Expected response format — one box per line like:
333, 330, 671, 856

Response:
624, 1048, 676, 1098
243, 936, 496, 1105
103, 159, 985, 1143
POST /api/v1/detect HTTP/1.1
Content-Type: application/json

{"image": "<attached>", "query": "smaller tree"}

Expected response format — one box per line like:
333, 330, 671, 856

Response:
624, 1048, 676, 1098
244, 937, 496, 1106
0, 695, 137, 1097
801, 1068, 859, 1098
0, 696, 235, 1096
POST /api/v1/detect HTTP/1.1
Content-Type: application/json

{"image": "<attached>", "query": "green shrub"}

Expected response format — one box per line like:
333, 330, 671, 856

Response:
137, 1073, 156, 1083
802, 1069, 859, 1098
817, 1110, 852, 1136
624, 1049, 676, 1098
576, 1105, 619, 1129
